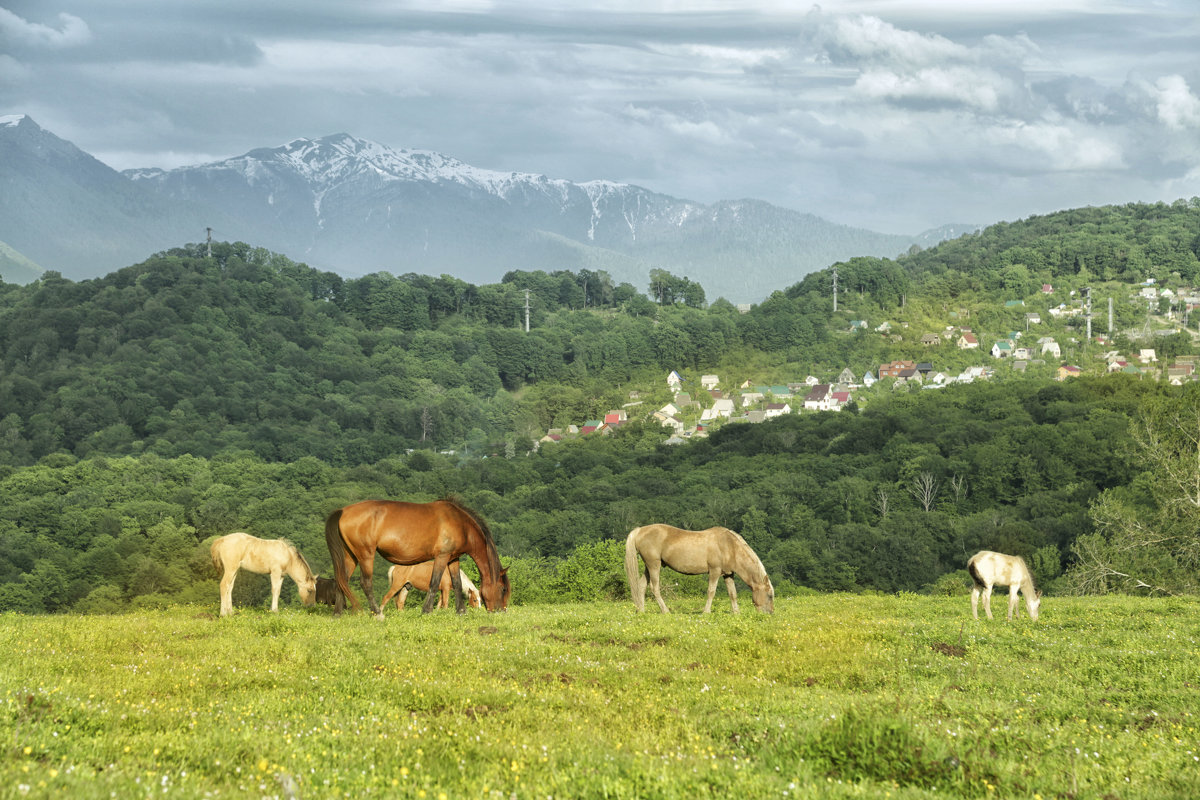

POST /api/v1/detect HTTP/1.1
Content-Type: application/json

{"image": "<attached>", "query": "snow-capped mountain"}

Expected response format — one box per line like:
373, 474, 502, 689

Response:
2, 119, 961, 300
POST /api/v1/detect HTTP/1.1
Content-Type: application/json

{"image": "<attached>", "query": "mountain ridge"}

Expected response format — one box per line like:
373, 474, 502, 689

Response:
1, 116, 980, 300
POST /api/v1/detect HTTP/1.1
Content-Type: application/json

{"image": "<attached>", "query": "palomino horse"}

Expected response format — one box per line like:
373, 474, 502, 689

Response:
968, 550, 1041, 621
210, 532, 317, 617
325, 498, 510, 616
381, 563, 482, 611
624, 524, 774, 614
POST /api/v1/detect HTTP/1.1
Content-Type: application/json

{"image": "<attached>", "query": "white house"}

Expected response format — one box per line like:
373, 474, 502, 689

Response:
700, 374, 720, 390
740, 391, 764, 407
700, 398, 735, 421
667, 370, 683, 391
764, 402, 791, 418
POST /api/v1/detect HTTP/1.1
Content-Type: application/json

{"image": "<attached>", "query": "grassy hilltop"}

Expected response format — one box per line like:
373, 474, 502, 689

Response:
2, 595, 1198, 799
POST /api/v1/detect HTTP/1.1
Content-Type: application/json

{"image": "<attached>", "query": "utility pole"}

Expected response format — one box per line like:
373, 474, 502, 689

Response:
1084, 286, 1092, 344
831, 267, 838, 313
206, 227, 213, 258
1108, 297, 1113, 336
524, 289, 531, 333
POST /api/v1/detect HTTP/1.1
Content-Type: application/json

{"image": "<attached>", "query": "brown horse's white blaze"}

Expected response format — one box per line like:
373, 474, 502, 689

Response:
967, 550, 1041, 621
624, 524, 774, 614
382, 562, 483, 611
324, 498, 510, 616
210, 532, 317, 617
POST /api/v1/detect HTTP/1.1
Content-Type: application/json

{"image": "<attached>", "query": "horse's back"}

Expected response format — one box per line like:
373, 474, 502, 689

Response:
212, 532, 254, 564
968, 550, 1028, 587
214, 532, 293, 573
387, 560, 437, 588
634, 524, 727, 574
339, 499, 466, 564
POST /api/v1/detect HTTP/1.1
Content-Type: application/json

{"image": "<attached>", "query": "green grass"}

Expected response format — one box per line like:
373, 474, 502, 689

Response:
2, 595, 1198, 799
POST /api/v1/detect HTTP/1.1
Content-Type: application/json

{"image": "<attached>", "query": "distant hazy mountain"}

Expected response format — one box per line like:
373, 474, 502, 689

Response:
1, 117, 973, 301
0, 115, 235, 281
0, 238, 42, 284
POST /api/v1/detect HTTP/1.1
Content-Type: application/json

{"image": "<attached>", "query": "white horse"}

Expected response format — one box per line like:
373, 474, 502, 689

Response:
967, 550, 1041, 621
210, 532, 317, 617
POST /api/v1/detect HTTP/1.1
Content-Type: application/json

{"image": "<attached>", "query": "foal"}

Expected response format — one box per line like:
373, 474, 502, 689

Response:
967, 550, 1041, 621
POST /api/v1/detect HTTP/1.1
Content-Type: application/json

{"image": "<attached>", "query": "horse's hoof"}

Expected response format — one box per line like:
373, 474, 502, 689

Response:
374, 612, 385, 621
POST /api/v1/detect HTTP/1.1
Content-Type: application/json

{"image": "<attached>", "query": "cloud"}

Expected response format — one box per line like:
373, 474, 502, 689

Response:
0, 9, 91, 48
1153, 75, 1200, 131
854, 65, 1015, 112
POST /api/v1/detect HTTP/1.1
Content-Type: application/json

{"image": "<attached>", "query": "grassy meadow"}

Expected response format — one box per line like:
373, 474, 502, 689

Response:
2, 594, 1198, 799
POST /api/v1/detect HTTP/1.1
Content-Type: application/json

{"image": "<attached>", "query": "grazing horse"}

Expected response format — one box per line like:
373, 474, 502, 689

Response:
210, 532, 317, 617
381, 563, 483, 611
324, 498, 510, 616
968, 550, 1041, 621
625, 524, 774, 614
314, 577, 346, 613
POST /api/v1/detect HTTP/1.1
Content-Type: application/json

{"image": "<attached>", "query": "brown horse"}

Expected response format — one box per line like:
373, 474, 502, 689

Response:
624, 524, 774, 614
314, 576, 346, 613
325, 498, 510, 616
381, 563, 483, 611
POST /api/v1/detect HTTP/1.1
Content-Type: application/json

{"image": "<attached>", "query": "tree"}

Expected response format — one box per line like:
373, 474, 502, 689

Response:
1066, 386, 1200, 593
908, 472, 940, 512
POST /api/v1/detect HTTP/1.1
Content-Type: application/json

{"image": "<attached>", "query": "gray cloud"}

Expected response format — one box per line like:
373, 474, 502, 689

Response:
1, 0, 1199, 234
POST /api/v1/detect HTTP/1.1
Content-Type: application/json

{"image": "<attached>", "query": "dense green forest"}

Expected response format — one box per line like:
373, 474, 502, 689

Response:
3, 199, 1200, 612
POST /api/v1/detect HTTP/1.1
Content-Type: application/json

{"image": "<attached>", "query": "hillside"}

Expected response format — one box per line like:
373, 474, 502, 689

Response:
3, 200, 1200, 613
0, 239, 41, 284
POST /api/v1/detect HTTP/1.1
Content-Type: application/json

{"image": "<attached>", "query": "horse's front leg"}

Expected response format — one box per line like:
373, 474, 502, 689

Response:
1007, 587, 1020, 621
724, 576, 739, 614
702, 570, 721, 613
449, 563, 466, 615
358, 562, 382, 619
219, 568, 237, 617
269, 569, 283, 612
423, 559, 450, 614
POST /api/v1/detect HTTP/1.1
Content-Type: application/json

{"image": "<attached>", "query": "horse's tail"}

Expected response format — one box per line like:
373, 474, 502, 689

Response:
324, 509, 358, 610
967, 554, 985, 588
624, 528, 645, 600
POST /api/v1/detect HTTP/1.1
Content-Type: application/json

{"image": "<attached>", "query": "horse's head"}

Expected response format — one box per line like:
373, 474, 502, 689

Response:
1027, 589, 1042, 622
482, 567, 511, 612
290, 549, 318, 606
298, 575, 317, 606
751, 576, 775, 614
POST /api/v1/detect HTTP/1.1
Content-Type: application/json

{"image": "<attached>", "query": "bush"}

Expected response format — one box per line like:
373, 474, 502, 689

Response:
924, 570, 971, 596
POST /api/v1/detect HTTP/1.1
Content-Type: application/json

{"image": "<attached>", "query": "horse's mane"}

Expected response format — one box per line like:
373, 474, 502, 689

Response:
280, 538, 314, 577
721, 527, 768, 582
441, 496, 503, 572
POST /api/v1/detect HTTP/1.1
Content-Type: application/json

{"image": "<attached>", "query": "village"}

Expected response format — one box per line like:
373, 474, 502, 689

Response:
538, 278, 1200, 446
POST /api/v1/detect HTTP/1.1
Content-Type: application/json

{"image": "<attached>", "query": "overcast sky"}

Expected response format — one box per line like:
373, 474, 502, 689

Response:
3, 1, 1199, 234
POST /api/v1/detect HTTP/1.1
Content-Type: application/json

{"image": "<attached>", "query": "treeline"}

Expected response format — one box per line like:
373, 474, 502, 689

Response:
0, 373, 1165, 612
0, 243, 750, 465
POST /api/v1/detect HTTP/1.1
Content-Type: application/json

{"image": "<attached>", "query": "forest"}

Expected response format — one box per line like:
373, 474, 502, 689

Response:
3, 199, 1200, 612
